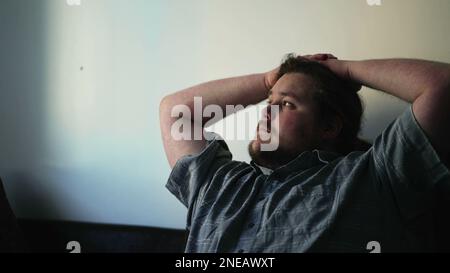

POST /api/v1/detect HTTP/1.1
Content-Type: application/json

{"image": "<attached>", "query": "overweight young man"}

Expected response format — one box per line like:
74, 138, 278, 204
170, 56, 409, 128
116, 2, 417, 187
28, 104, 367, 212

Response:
159, 53, 450, 252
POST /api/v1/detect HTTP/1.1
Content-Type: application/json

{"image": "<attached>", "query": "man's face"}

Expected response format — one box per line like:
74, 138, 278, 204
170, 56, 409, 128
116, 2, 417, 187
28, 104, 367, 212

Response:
248, 73, 326, 169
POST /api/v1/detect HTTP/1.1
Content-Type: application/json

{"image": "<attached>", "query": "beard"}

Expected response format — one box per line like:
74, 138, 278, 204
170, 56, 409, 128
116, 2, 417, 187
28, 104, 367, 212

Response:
247, 140, 300, 170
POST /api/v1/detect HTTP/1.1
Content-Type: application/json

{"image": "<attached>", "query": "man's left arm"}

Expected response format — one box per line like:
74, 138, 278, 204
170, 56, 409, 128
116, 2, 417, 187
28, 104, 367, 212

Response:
322, 58, 450, 162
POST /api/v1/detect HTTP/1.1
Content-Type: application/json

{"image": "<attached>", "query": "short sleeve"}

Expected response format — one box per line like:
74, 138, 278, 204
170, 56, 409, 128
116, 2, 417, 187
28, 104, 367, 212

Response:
371, 106, 450, 222
165, 133, 233, 209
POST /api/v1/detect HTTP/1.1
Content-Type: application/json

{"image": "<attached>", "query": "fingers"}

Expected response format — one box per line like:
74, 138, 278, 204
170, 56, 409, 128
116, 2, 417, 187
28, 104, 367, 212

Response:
292, 53, 360, 92
314, 54, 338, 60
298, 53, 338, 62
324, 54, 338, 59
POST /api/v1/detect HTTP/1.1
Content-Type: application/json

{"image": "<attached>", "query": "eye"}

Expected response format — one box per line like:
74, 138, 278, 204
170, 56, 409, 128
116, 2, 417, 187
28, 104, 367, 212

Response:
282, 101, 294, 108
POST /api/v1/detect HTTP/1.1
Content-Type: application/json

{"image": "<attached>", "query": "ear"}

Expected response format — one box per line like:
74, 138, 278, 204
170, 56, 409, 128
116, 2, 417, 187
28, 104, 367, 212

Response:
320, 115, 343, 141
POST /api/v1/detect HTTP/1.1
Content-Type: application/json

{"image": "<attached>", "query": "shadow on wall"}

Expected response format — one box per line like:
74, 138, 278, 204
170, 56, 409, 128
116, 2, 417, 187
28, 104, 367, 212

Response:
6, 172, 67, 221
0, 1, 53, 218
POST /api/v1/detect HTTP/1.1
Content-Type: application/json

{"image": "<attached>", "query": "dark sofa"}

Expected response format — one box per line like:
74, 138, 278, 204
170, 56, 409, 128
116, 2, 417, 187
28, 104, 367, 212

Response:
1, 177, 186, 253
17, 218, 187, 253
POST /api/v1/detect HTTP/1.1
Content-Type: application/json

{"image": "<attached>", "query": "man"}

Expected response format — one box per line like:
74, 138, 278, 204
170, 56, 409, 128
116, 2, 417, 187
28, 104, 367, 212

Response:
159, 53, 450, 252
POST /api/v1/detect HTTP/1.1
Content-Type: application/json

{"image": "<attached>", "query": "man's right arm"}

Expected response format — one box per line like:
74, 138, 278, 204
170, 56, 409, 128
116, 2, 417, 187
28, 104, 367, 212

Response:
159, 73, 270, 168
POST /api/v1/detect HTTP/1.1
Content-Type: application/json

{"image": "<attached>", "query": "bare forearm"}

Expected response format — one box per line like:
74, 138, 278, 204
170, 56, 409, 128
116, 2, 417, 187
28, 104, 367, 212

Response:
161, 73, 269, 125
159, 72, 271, 167
347, 59, 450, 102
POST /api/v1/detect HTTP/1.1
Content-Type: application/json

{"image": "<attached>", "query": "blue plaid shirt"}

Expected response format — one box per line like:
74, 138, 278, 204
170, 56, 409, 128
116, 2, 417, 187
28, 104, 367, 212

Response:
166, 106, 450, 252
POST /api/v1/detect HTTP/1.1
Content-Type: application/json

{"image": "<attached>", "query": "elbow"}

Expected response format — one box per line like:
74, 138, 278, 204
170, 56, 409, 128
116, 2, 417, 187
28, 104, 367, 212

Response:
159, 95, 175, 126
159, 93, 195, 116
159, 94, 179, 116
159, 91, 199, 127
159, 94, 193, 123
159, 95, 173, 111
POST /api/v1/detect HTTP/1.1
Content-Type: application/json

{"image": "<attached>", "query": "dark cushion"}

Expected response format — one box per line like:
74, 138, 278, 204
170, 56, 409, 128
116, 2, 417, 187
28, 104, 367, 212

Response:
0, 177, 26, 252
18, 219, 187, 253
1, 178, 186, 253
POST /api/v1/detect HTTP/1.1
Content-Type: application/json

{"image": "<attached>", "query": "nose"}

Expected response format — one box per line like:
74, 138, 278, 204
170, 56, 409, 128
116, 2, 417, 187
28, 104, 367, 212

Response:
263, 105, 272, 121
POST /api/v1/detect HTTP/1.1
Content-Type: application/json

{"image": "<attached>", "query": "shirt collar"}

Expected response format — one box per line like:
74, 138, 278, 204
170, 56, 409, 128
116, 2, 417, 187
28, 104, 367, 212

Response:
282, 150, 341, 173
250, 150, 341, 176
253, 163, 274, 175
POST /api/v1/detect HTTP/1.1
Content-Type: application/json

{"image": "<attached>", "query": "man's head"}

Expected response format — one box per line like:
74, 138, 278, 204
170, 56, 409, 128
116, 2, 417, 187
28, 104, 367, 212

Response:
249, 54, 364, 169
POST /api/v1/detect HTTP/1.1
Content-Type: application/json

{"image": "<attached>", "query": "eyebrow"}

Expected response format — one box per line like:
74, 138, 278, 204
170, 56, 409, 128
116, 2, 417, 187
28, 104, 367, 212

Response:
268, 90, 301, 102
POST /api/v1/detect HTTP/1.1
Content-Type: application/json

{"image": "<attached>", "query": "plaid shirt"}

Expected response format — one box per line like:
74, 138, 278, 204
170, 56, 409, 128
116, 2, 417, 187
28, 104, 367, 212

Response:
166, 106, 450, 253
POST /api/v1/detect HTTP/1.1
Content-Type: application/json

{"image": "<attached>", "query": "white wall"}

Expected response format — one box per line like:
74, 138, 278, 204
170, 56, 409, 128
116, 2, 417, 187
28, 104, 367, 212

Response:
0, 0, 449, 229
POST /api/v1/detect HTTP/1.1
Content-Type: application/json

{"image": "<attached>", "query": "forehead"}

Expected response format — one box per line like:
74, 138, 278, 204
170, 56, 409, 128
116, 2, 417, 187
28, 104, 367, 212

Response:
270, 73, 317, 99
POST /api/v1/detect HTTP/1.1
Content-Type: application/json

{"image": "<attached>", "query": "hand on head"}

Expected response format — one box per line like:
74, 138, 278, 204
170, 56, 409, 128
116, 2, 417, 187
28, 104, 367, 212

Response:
265, 53, 361, 93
